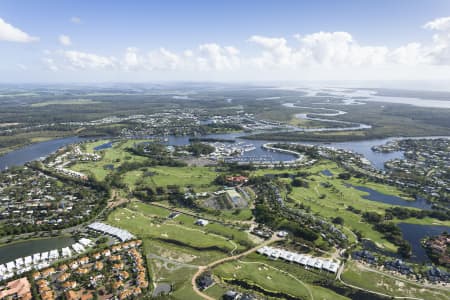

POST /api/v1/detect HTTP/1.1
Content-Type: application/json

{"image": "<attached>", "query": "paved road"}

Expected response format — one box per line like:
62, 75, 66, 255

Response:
190, 234, 283, 300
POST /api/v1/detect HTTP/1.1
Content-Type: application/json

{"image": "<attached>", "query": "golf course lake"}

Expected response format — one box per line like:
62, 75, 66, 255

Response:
346, 184, 433, 210
321, 169, 333, 177
94, 141, 114, 151
0, 236, 75, 264
398, 223, 450, 263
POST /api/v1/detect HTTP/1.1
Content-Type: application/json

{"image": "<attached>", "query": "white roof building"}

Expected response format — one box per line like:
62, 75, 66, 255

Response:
62, 247, 72, 257
24, 256, 33, 266
49, 249, 59, 260
33, 253, 41, 264
256, 246, 340, 273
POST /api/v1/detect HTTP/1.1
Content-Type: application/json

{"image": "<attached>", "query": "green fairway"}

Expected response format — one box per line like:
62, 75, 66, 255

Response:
122, 165, 219, 191
125, 202, 254, 249
108, 208, 236, 252
107, 202, 253, 254
71, 139, 151, 181
213, 257, 349, 300
342, 261, 450, 300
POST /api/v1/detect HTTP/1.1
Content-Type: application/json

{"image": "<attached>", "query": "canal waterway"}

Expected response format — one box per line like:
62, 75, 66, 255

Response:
0, 236, 75, 264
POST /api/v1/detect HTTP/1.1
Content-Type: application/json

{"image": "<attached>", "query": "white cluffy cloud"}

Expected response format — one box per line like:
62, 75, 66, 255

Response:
59, 34, 72, 46
42, 16, 450, 79
44, 50, 116, 71
0, 18, 38, 42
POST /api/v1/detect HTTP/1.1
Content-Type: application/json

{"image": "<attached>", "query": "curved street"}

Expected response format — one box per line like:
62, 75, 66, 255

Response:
191, 234, 283, 300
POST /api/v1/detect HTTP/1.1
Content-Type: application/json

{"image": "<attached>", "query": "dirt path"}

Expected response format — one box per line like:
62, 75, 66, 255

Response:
191, 234, 283, 300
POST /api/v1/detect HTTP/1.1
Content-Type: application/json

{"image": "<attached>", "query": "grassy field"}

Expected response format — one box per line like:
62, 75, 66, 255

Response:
71, 139, 220, 191
71, 139, 150, 181
213, 253, 349, 300
122, 165, 219, 192
125, 202, 253, 247
108, 208, 236, 252
342, 261, 450, 300
107, 202, 253, 253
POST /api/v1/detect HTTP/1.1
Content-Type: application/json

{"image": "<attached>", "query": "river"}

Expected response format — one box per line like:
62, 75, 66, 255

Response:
0, 134, 440, 172
0, 136, 86, 171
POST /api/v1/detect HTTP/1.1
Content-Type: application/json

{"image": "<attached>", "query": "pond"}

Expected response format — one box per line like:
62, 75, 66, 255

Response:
0, 236, 75, 264
94, 141, 113, 151
346, 184, 432, 210
321, 169, 333, 177
398, 223, 450, 263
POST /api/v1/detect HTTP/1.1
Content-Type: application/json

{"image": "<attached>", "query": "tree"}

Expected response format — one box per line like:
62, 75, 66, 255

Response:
397, 241, 412, 258
332, 216, 344, 225
338, 173, 351, 180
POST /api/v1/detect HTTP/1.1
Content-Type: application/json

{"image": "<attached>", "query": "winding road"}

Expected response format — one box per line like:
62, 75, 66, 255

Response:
190, 234, 284, 300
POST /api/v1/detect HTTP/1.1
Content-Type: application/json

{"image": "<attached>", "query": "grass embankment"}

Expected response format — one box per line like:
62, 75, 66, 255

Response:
342, 261, 450, 300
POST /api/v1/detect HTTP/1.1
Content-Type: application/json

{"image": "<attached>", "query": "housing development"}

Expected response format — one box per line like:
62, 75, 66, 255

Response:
1, 1, 450, 299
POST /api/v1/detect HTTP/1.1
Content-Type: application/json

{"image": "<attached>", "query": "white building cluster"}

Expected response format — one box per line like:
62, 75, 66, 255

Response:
0, 238, 93, 281
257, 246, 340, 274
88, 222, 134, 242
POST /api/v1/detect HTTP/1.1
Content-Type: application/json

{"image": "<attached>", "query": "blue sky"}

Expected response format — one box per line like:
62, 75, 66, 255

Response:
1, 0, 450, 82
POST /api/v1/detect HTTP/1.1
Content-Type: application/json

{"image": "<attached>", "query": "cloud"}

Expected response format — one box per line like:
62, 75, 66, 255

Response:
421, 16, 450, 65
248, 35, 293, 67
197, 43, 240, 71
248, 32, 389, 69
423, 16, 450, 31
120, 44, 239, 72
39, 16, 450, 80
59, 34, 72, 46
70, 17, 82, 24
44, 50, 116, 71
42, 57, 59, 72
0, 18, 38, 42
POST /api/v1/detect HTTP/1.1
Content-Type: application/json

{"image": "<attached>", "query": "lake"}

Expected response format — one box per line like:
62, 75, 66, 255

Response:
346, 184, 432, 210
0, 236, 75, 264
